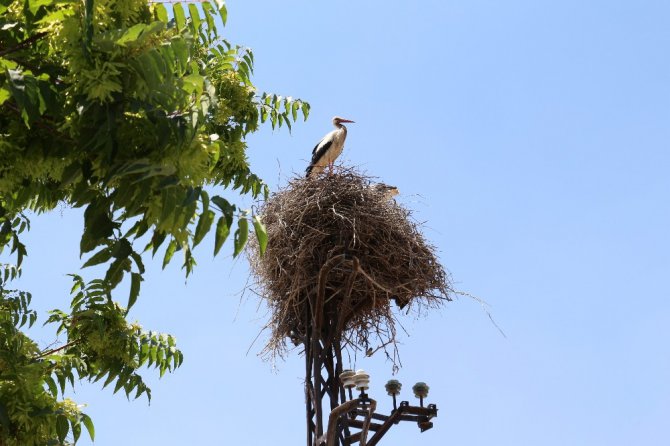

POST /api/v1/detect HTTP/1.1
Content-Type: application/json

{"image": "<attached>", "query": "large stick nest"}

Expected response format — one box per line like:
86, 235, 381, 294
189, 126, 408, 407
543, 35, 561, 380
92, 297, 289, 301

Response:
248, 167, 452, 360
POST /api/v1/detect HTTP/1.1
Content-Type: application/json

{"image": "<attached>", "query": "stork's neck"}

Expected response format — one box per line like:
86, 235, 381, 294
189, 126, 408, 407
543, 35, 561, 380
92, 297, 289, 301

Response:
339, 124, 347, 140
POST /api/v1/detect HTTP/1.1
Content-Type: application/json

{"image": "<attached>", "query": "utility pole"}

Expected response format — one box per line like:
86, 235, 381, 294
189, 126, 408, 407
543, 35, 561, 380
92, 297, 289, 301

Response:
302, 257, 439, 446
247, 171, 452, 445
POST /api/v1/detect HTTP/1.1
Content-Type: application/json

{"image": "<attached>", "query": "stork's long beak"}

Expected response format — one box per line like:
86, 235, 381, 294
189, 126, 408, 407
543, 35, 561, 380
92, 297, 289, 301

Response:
339, 119, 355, 123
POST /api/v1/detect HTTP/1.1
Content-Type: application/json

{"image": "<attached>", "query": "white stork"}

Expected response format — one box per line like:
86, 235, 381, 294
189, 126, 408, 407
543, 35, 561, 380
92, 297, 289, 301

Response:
306, 116, 355, 177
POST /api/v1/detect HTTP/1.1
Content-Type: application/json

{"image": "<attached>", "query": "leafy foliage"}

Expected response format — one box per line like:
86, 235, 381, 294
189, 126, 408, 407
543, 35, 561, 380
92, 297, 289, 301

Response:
0, 282, 96, 446
46, 275, 184, 398
0, 0, 308, 443
0, 274, 182, 445
0, 0, 308, 290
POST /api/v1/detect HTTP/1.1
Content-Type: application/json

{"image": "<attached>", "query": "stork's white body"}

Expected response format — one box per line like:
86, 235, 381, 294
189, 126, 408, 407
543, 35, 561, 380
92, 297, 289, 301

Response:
313, 127, 347, 171
306, 117, 354, 177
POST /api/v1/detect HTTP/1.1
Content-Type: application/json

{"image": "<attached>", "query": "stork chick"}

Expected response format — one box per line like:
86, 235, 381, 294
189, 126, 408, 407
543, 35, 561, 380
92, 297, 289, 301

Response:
372, 183, 400, 200
306, 116, 354, 177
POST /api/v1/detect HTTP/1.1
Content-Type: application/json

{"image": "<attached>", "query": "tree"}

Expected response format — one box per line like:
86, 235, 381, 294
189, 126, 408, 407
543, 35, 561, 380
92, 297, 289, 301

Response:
0, 0, 308, 443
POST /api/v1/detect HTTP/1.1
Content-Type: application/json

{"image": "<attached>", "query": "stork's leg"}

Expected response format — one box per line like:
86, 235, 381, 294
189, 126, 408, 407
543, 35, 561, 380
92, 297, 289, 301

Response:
327, 161, 334, 175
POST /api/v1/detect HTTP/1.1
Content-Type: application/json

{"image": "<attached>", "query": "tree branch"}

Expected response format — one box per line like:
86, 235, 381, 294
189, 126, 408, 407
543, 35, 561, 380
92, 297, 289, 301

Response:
34, 340, 79, 360
0, 32, 48, 57
2, 101, 73, 141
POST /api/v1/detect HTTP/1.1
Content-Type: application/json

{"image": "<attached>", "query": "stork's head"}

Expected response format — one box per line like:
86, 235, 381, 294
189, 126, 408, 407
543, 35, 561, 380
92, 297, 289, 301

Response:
332, 116, 355, 126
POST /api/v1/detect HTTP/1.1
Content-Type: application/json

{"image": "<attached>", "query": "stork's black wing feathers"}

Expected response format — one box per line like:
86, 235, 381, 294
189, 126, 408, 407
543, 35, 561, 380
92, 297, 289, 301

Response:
306, 139, 332, 175
311, 139, 331, 158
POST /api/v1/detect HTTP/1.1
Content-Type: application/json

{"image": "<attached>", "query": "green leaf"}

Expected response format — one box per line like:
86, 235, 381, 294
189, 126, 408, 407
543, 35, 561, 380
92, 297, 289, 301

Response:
188, 4, 202, 32
113, 374, 126, 394
182, 246, 196, 276
201, 2, 217, 38
200, 189, 210, 214
163, 239, 178, 269
116, 23, 146, 46
173, 3, 186, 30
252, 215, 268, 255
171, 37, 189, 73
213, 215, 229, 256
44, 375, 58, 397
81, 201, 117, 253
233, 217, 248, 257
150, 231, 167, 256
5, 69, 44, 126
102, 370, 119, 389
181, 73, 204, 94
0, 85, 10, 105
81, 414, 95, 441
130, 251, 145, 274
56, 415, 69, 444
154, 3, 168, 22
82, 246, 113, 268
72, 420, 82, 443
211, 196, 234, 225
213, 0, 227, 25
105, 257, 131, 290
128, 272, 142, 310
182, 187, 201, 207
139, 342, 150, 366
111, 238, 132, 259
291, 100, 299, 121
0, 402, 10, 431
114, 160, 153, 176
25, 0, 49, 14
56, 372, 66, 393
193, 209, 215, 247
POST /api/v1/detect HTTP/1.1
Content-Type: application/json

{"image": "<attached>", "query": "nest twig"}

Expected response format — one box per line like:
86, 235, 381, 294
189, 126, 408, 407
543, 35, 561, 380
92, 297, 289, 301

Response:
247, 166, 452, 364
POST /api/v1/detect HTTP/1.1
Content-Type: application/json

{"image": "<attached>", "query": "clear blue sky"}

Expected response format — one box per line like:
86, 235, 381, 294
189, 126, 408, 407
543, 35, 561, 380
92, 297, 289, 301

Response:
18, 1, 670, 444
